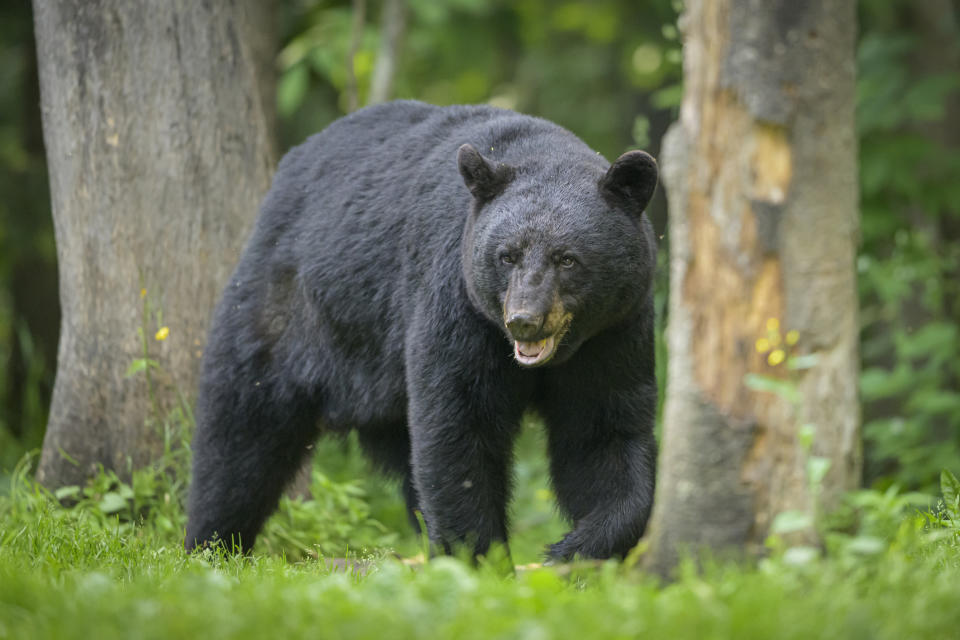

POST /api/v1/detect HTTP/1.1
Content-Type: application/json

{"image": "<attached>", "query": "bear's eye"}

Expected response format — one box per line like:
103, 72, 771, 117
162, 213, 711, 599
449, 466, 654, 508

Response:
558, 255, 577, 269
499, 252, 516, 265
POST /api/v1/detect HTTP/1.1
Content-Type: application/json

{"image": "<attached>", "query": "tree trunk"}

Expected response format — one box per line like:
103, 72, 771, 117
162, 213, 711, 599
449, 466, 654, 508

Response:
345, 0, 367, 113
369, 0, 407, 105
644, 0, 860, 575
34, 1, 277, 487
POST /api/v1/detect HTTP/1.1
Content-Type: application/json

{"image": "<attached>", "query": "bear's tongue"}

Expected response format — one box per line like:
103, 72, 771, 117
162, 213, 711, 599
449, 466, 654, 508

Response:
516, 340, 544, 357
514, 336, 556, 366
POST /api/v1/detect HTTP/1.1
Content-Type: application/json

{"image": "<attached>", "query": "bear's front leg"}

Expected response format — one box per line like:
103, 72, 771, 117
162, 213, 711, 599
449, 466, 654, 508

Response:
405, 323, 528, 558
541, 384, 658, 561
407, 386, 524, 557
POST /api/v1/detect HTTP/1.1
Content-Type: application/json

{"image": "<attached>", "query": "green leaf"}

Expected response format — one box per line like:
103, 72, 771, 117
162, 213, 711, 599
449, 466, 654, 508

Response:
905, 390, 960, 417
860, 366, 913, 401
651, 83, 683, 109
54, 485, 81, 501
782, 545, 819, 566
98, 492, 128, 515
125, 358, 158, 378
771, 510, 813, 534
845, 536, 886, 555
744, 374, 800, 404
898, 322, 957, 360
787, 354, 819, 370
807, 457, 832, 487
277, 63, 309, 118
903, 73, 960, 123
797, 424, 816, 452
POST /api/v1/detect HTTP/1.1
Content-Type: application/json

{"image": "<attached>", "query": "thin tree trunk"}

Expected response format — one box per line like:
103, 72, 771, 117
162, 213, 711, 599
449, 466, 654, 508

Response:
645, 0, 860, 575
34, 1, 277, 487
369, 0, 407, 105
346, 0, 367, 112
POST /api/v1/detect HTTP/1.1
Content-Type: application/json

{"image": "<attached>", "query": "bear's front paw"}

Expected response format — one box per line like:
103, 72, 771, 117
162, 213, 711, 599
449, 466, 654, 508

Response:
547, 528, 629, 562
545, 536, 580, 563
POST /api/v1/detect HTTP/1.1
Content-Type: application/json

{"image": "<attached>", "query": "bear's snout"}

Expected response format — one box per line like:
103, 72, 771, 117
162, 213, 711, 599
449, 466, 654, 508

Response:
505, 311, 544, 341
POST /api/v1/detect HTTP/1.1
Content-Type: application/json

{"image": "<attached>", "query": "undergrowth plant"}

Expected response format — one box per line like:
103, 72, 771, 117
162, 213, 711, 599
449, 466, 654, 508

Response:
856, 10, 960, 492
742, 322, 956, 568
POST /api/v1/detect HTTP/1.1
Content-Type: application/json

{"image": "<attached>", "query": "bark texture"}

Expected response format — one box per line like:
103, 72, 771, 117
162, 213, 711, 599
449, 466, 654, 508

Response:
645, 0, 860, 574
34, 0, 276, 487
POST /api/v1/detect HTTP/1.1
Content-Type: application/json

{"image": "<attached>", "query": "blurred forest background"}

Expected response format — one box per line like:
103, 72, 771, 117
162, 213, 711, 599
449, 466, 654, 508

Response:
0, 0, 958, 549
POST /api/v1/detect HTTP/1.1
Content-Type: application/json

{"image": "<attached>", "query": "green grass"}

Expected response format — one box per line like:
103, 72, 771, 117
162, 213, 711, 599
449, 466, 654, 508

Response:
2, 433, 959, 639
2, 512, 959, 640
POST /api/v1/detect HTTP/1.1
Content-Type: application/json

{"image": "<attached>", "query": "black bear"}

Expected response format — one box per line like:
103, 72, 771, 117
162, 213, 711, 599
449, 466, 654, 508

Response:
185, 100, 658, 561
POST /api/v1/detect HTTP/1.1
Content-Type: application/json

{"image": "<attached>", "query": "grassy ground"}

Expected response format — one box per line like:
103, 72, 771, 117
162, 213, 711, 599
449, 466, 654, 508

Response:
2, 514, 959, 639
2, 432, 959, 639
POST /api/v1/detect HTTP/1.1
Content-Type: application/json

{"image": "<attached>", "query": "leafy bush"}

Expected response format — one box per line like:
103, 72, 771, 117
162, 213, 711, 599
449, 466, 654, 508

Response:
257, 470, 399, 559
856, 7, 960, 492
0, 436, 399, 564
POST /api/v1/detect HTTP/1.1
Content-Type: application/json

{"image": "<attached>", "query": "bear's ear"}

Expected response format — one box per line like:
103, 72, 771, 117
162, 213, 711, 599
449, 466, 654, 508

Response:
599, 150, 658, 215
457, 143, 515, 202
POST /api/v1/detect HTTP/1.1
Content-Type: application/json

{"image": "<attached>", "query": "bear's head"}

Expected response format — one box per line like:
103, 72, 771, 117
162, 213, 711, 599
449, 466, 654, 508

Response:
458, 143, 658, 368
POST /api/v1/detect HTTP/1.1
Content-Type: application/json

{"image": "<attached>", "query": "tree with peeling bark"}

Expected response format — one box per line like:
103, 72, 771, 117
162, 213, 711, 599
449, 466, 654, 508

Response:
33, 1, 277, 488
644, 0, 860, 574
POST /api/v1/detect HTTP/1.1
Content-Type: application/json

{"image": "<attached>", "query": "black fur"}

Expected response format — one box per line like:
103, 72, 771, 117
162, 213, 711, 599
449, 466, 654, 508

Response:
185, 100, 659, 561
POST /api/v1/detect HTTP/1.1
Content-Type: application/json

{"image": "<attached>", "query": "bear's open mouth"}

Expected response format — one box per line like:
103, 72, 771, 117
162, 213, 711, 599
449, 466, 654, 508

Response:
514, 335, 557, 367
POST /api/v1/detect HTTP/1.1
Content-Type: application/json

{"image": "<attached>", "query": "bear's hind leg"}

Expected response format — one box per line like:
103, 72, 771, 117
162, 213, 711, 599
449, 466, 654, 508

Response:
185, 373, 320, 553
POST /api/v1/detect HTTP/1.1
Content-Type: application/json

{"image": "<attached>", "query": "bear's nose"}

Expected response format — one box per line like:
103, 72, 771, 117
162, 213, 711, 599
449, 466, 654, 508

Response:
506, 312, 544, 340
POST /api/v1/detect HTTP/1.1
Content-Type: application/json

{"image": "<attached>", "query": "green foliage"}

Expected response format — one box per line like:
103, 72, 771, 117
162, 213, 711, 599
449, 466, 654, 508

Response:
743, 373, 801, 404
0, 3, 56, 473
929, 469, 960, 555
278, 0, 680, 160
257, 470, 398, 558
943, 469, 960, 511
856, 3, 960, 491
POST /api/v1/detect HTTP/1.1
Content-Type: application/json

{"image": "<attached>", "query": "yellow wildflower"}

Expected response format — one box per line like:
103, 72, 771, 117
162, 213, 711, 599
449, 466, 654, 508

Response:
140, 288, 147, 299
767, 349, 785, 366
755, 337, 770, 353
766, 317, 780, 332
155, 326, 170, 341
786, 330, 800, 345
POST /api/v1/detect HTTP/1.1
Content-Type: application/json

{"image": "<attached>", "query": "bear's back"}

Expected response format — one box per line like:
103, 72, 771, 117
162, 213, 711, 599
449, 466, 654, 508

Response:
253, 100, 596, 302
